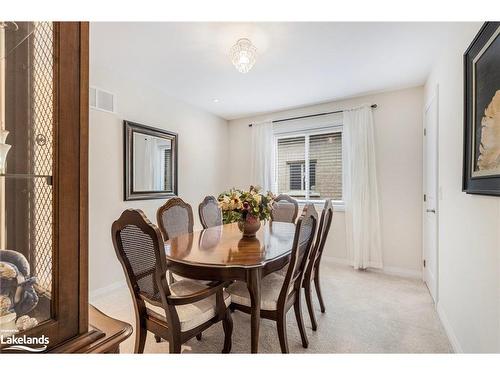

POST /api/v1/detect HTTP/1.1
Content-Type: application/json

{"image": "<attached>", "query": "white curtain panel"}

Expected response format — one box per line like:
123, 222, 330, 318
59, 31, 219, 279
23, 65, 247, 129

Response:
250, 121, 275, 192
343, 106, 383, 269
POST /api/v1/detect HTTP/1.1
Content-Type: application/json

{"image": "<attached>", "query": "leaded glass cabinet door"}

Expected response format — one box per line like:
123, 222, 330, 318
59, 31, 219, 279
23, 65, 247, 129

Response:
0, 22, 88, 351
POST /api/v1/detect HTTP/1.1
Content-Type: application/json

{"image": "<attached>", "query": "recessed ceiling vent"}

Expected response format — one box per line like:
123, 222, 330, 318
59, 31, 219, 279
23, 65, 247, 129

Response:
89, 86, 116, 113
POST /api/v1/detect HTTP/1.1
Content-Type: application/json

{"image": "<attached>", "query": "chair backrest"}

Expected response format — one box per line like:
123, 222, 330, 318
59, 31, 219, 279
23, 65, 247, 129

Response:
111, 209, 167, 305
198, 195, 222, 229
271, 194, 299, 223
279, 204, 317, 303
156, 197, 194, 240
306, 200, 334, 278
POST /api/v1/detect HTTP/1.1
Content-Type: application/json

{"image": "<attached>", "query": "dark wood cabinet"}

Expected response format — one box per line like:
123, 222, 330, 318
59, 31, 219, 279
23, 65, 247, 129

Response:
1, 22, 130, 353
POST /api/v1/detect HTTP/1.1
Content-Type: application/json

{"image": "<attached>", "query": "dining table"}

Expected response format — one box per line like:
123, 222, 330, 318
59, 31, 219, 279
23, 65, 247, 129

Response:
164, 220, 296, 353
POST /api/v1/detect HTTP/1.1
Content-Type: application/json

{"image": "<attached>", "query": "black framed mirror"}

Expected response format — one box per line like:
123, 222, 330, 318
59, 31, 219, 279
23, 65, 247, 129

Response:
124, 120, 178, 201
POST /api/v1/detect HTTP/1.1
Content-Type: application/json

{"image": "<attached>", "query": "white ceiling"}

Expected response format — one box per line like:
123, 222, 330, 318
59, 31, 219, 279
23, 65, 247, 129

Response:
90, 22, 468, 120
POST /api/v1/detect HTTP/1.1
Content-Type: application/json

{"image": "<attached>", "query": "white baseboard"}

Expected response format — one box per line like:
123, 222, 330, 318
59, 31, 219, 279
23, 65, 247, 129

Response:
89, 280, 126, 302
323, 256, 353, 266
375, 266, 422, 279
436, 302, 462, 353
323, 256, 422, 279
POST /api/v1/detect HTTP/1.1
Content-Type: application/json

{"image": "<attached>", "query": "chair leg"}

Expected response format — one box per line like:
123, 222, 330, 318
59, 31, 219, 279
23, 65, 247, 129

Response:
222, 310, 233, 353
134, 320, 147, 354
276, 313, 289, 354
168, 336, 182, 354
294, 292, 309, 348
196, 333, 202, 341
314, 268, 326, 313
154, 334, 162, 343
304, 281, 318, 331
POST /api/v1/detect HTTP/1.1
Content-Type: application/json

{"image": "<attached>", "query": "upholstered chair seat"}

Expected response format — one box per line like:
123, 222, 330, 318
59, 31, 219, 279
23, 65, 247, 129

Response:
276, 264, 288, 277
227, 272, 293, 311
146, 279, 231, 332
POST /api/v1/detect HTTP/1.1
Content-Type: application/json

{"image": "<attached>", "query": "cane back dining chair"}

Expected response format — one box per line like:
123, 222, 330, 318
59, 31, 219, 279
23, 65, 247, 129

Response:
198, 195, 223, 229
157, 197, 194, 241
157, 196, 210, 337
271, 194, 299, 223
111, 209, 233, 354
303, 199, 334, 331
227, 204, 318, 353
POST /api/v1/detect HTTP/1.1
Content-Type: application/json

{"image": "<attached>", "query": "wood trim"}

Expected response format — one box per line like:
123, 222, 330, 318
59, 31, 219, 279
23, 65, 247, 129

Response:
78, 21, 89, 334
54, 20, 81, 343
50, 305, 132, 353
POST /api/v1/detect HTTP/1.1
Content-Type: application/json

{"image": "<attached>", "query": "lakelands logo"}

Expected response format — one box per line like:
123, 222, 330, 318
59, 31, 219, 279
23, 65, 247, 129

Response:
0, 334, 49, 352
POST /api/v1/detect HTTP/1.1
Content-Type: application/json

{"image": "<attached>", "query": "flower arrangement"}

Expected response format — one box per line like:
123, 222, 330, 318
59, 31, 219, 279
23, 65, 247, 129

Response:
218, 186, 275, 225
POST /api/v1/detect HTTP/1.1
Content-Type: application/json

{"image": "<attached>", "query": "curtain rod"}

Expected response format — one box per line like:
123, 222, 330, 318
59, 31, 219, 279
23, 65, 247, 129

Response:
248, 104, 377, 127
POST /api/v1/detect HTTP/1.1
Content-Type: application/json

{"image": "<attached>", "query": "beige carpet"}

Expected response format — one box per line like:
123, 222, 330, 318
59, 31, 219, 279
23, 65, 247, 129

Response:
91, 263, 452, 353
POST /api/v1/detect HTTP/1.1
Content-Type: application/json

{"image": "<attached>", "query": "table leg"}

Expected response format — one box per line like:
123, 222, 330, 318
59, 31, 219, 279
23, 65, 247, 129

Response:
246, 268, 262, 354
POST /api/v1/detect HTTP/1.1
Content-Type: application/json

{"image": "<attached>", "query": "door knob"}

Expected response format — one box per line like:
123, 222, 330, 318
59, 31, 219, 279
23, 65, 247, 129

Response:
426, 209, 436, 213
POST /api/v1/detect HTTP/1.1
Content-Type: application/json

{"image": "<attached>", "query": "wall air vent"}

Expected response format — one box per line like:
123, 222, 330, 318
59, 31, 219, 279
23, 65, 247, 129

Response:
89, 86, 116, 113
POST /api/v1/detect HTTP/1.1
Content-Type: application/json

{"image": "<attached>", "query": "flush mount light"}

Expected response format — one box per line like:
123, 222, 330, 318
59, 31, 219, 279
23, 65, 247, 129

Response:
230, 38, 257, 74
213, 99, 220, 103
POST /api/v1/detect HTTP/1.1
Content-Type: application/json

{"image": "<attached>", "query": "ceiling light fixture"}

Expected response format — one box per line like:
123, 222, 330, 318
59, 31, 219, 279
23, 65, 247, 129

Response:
230, 38, 257, 74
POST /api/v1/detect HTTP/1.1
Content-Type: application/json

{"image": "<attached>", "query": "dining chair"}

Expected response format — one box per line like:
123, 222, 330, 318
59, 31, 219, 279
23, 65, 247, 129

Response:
271, 194, 299, 223
156, 197, 194, 241
157, 196, 210, 319
303, 199, 333, 331
227, 204, 318, 353
111, 209, 233, 354
198, 195, 223, 229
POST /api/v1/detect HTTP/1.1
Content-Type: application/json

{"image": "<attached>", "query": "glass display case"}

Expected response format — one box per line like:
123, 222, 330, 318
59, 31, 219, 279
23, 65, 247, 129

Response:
0, 21, 54, 336
0, 22, 89, 351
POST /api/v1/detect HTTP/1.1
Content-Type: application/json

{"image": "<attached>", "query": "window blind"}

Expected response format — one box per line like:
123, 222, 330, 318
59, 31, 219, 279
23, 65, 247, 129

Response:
275, 131, 342, 201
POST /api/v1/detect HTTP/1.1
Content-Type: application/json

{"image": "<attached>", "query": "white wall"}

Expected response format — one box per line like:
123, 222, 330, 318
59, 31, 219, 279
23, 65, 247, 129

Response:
89, 65, 229, 295
424, 22, 500, 353
228, 87, 424, 277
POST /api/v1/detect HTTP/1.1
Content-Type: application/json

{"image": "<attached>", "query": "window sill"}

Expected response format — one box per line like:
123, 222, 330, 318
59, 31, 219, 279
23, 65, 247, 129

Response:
296, 200, 345, 212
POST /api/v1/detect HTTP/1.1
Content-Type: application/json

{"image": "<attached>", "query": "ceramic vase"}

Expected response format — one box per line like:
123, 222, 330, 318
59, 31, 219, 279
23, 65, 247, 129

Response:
237, 217, 261, 237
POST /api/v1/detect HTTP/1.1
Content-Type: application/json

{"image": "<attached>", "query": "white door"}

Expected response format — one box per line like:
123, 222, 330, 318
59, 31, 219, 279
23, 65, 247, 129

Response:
423, 89, 439, 303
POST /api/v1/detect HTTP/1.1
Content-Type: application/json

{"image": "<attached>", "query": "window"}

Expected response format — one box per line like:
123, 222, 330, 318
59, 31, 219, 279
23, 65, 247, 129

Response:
288, 161, 303, 190
163, 148, 172, 191
276, 130, 342, 202
287, 160, 317, 191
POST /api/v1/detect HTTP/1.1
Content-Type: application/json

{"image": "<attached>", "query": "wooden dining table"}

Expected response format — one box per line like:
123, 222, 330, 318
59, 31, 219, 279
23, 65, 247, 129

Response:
164, 221, 296, 353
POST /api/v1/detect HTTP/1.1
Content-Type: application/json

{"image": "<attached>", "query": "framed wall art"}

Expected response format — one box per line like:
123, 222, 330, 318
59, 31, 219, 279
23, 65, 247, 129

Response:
463, 22, 500, 196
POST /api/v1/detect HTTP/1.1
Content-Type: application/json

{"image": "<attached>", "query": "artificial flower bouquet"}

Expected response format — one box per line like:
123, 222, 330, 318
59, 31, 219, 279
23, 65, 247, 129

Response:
217, 186, 275, 226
